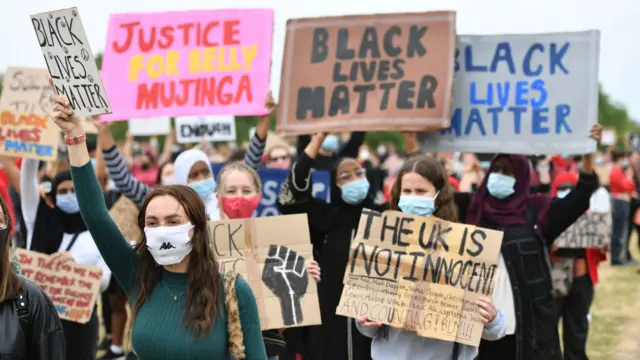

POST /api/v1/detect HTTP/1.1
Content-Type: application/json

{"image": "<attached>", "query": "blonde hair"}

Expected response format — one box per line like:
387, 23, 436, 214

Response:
216, 162, 262, 195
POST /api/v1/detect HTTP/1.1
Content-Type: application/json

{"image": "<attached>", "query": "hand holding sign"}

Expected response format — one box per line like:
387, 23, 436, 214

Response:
262, 245, 309, 326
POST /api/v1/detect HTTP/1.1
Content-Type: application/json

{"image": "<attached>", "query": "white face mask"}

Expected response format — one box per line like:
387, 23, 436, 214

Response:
144, 223, 194, 266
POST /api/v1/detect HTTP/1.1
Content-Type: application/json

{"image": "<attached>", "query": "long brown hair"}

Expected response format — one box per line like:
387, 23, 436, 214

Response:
389, 154, 459, 222
131, 185, 223, 338
0, 196, 22, 302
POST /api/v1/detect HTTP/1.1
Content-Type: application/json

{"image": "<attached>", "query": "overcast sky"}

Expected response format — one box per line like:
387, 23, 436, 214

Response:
3, 0, 638, 120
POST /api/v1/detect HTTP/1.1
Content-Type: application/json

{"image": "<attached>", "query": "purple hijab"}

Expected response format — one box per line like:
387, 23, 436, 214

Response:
466, 154, 552, 236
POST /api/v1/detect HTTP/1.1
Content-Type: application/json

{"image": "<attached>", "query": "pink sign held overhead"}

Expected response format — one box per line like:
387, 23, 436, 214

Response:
101, 9, 274, 121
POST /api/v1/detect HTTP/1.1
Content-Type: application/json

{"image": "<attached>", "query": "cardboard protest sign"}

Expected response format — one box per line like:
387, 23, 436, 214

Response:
15, 248, 102, 323
337, 209, 503, 346
101, 9, 274, 121
211, 165, 330, 217
278, 12, 456, 135
128, 118, 171, 136
0, 67, 60, 160
209, 214, 321, 329
555, 211, 611, 249
419, 31, 600, 155
31, 7, 112, 117
175, 115, 236, 143
108, 196, 142, 242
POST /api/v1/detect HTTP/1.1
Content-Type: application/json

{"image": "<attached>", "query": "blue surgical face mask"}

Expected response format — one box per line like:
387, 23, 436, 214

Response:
622, 159, 630, 168
340, 178, 370, 204
486, 173, 516, 199
595, 158, 604, 165
561, 154, 570, 160
321, 135, 340, 153
189, 178, 216, 201
480, 161, 491, 170
398, 194, 438, 217
557, 189, 571, 199
56, 193, 80, 214
90, 158, 96, 168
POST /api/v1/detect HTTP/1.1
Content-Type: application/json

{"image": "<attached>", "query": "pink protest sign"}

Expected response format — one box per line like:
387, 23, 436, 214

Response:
101, 9, 273, 121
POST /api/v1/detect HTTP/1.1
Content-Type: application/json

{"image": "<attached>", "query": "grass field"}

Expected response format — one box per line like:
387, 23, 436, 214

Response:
586, 234, 640, 360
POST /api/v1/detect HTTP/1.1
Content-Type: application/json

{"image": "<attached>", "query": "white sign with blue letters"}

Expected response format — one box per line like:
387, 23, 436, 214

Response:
419, 31, 600, 154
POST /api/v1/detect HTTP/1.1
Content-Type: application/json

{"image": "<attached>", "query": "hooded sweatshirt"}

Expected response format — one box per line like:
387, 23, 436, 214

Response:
356, 310, 507, 360
173, 149, 220, 220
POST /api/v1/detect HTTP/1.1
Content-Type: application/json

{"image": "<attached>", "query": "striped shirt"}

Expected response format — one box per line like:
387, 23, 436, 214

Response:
103, 134, 266, 206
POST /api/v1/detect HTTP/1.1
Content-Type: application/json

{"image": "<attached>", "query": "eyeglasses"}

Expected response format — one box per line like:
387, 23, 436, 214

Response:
337, 168, 366, 181
0, 215, 9, 230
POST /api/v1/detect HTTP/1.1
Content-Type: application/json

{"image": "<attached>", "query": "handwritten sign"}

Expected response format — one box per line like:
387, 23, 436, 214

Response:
0, 67, 59, 160
336, 209, 503, 346
555, 211, 611, 249
277, 12, 456, 135
101, 9, 274, 121
209, 214, 321, 330
419, 31, 600, 155
15, 248, 102, 324
31, 7, 112, 117
211, 165, 330, 217
175, 115, 236, 143
629, 133, 640, 152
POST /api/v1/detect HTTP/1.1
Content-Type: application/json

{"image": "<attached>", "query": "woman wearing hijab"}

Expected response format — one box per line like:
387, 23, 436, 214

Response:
277, 133, 384, 360
19, 159, 112, 360
50, 90, 267, 360
549, 171, 608, 360
453, 124, 601, 360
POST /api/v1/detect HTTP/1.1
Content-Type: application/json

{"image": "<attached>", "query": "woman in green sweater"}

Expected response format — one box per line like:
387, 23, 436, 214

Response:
50, 89, 267, 359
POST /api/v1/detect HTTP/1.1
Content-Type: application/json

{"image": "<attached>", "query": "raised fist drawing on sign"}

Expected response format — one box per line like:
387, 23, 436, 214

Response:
262, 245, 309, 325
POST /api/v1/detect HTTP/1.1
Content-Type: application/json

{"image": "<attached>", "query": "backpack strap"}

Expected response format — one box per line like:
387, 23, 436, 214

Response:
525, 206, 537, 228
15, 288, 31, 345
224, 271, 246, 360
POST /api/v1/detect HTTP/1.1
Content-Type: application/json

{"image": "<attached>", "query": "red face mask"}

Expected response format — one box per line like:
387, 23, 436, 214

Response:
221, 196, 261, 219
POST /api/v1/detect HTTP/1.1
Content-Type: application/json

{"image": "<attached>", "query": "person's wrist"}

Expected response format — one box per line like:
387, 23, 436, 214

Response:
66, 126, 84, 138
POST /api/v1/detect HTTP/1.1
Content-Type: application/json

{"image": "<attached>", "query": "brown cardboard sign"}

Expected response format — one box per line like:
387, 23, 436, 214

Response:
0, 67, 60, 160
208, 213, 321, 330
108, 196, 142, 243
336, 209, 503, 346
555, 211, 611, 249
15, 248, 102, 324
278, 12, 456, 135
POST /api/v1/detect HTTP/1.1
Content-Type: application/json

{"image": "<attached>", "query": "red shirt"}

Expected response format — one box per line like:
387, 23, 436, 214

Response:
608, 165, 635, 195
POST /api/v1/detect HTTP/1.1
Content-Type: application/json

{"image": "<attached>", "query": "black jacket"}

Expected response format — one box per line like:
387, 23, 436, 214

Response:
0, 276, 66, 360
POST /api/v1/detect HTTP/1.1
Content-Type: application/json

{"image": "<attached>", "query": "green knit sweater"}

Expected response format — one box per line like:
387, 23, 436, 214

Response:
70, 162, 267, 360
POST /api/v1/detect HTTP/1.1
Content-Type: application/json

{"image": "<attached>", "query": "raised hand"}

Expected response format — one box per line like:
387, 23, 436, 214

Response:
262, 245, 309, 326
589, 124, 603, 146
48, 78, 82, 136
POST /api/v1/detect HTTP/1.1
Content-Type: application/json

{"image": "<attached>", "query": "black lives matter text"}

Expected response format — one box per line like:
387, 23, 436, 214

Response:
296, 25, 439, 120
31, 9, 109, 114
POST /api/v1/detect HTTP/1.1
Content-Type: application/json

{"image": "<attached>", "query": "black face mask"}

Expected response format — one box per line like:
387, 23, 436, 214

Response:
141, 163, 150, 170
0, 228, 8, 260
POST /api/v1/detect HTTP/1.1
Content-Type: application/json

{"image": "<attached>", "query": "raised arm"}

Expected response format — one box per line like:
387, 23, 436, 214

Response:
244, 91, 276, 169
19, 158, 42, 243
339, 132, 365, 158
544, 125, 602, 244
157, 129, 175, 166
97, 121, 150, 205
277, 133, 332, 242
50, 87, 138, 295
